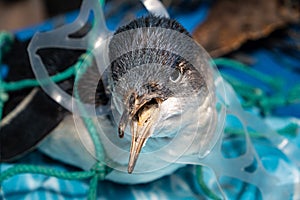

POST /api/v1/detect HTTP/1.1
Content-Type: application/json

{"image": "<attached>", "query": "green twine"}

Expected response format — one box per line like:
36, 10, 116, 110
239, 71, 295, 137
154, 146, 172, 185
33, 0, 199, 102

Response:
0, 93, 6, 121
0, 163, 107, 199
87, 162, 107, 199
1, 65, 76, 91
73, 52, 106, 162
213, 58, 300, 115
213, 58, 283, 89
72, 52, 108, 198
87, 162, 107, 200
0, 165, 94, 182
288, 85, 300, 104
0, 32, 14, 121
99, 0, 105, 6
224, 127, 263, 138
224, 122, 299, 138
196, 166, 221, 200
0, 32, 13, 62
277, 123, 299, 137
88, 175, 100, 199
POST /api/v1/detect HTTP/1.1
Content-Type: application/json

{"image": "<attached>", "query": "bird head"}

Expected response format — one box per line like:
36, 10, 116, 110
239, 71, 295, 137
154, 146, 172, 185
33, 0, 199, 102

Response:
107, 16, 216, 173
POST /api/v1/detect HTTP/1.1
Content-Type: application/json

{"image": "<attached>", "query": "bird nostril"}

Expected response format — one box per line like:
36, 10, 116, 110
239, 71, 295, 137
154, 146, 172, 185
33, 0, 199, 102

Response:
118, 97, 161, 139
134, 98, 159, 123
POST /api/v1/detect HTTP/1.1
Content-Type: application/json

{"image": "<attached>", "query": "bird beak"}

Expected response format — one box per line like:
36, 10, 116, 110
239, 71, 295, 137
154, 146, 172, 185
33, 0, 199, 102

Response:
119, 96, 161, 173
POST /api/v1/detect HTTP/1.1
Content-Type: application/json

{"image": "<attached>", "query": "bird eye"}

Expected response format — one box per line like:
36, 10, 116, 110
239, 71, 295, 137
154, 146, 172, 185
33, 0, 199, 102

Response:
169, 69, 182, 83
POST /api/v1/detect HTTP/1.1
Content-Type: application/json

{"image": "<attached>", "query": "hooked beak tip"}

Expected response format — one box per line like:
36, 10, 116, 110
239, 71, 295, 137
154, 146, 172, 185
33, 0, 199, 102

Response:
119, 111, 130, 138
118, 126, 124, 138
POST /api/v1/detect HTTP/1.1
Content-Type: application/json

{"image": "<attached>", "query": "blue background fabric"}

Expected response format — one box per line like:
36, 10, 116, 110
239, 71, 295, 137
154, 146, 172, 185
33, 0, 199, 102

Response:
1, 1, 300, 199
